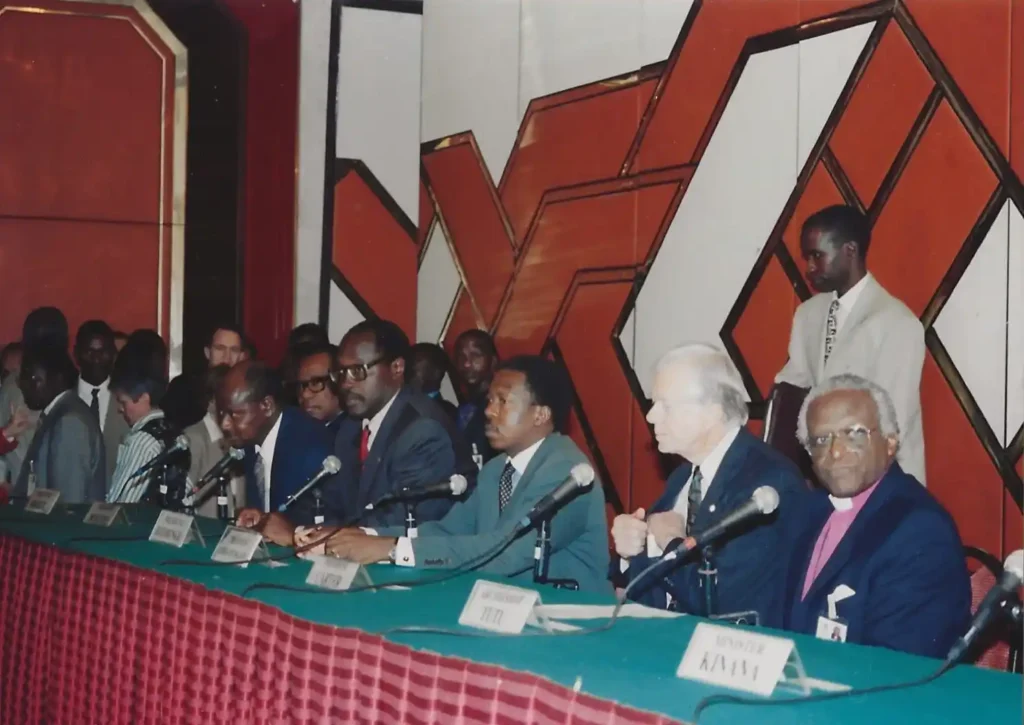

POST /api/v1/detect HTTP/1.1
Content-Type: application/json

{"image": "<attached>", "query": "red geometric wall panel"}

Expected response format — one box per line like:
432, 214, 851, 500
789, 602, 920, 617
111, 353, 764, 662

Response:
1011, 0, 1024, 182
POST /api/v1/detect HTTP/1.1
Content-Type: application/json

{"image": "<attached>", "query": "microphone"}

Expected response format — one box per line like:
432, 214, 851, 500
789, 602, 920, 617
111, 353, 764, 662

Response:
128, 434, 190, 479
661, 485, 780, 562
515, 463, 595, 533
277, 455, 342, 512
364, 475, 470, 510
947, 550, 1024, 664
195, 447, 245, 488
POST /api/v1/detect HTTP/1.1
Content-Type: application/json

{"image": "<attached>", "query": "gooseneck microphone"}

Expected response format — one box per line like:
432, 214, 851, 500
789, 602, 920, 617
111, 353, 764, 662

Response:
515, 463, 595, 534
277, 456, 342, 512
947, 550, 1024, 664
128, 434, 190, 479
661, 485, 780, 562
195, 447, 245, 489
365, 474, 470, 511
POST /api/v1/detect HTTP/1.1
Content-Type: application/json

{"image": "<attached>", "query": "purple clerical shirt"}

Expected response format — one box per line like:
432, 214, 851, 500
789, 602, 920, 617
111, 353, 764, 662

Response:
801, 480, 881, 600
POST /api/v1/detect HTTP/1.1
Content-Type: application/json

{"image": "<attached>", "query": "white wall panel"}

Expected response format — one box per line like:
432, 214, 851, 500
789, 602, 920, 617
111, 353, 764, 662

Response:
640, 0, 694, 67
934, 201, 1009, 442
619, 307, 635, 366
1007, 203, 1024, 444
421, 0, 521, 179
295, 0, 333, 324
417, 224, 462, 343
328, 281, 365, 345
797, 22, 875, 168
336, 7, 421, 223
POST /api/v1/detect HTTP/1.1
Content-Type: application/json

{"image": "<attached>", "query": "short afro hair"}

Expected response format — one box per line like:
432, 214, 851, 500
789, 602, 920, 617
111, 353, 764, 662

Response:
496, 355, 572, 433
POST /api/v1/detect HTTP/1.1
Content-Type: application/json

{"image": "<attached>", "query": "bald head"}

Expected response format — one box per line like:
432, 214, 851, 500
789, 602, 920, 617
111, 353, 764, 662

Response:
216, 360, 282, 447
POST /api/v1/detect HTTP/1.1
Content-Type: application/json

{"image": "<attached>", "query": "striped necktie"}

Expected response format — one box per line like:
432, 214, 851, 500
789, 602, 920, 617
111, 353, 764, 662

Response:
686, 467, 703, 536
255, 450, 267, 511
824, 298, 841, 366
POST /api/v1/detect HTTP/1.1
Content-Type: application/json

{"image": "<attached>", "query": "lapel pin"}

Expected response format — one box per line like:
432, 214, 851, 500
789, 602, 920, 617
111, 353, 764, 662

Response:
708, 504, 716, 513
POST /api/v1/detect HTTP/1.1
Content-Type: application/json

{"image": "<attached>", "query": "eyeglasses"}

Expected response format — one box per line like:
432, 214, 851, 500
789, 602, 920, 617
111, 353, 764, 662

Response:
805, 425, 878, 456
294, 375, 331, 393
332, 356, 387, 383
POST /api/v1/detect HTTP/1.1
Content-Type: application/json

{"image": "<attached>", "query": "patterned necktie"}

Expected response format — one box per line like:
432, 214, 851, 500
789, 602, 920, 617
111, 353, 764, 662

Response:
824, 297, 841, 367
254, 450, 267, 511
90, 388, 100, 420
497, 460, 515, 512
686, 466, 703, 536
359, 424, 370, 464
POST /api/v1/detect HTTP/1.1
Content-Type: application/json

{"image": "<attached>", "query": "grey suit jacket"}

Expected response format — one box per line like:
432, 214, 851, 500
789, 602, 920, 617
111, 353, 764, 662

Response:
14, 391, 106, 503
378, 434, 612, 594
776, 274, 926, 483
101, 394, 130, 484
0, 375, 36, 483
185, 416, 245, 518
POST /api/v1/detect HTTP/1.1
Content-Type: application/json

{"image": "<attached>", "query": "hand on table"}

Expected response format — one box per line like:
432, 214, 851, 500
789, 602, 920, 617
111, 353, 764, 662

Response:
293, 525, 343, 555
325, 528, 396, 565
235, 507, 263, 529
647, 511, 686, 551
234, 508, 296, 547
611, 508, 648, 558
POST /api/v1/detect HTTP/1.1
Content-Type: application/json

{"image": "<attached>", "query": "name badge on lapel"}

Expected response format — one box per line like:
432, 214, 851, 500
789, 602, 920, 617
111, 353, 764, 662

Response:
816, 584, 855, 643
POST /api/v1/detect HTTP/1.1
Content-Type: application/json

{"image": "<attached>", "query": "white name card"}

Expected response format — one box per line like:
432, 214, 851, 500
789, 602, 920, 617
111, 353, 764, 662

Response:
211, 526, 263, 567
305, 555, 362, 590
458, 580, 540, 634
677, 622, 794, 696
149, 510, 197, 548
83, 503, 122, 527
24, 489, 60, 515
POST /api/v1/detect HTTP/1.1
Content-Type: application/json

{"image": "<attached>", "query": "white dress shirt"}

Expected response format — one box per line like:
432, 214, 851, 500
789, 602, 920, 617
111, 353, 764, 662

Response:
829, 272, 872, 338
364, 390, 399, 450
77, 378, 111, 432
255, 413, 283, 511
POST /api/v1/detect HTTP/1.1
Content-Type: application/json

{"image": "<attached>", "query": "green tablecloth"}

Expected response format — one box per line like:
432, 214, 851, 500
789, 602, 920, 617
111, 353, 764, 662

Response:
2, 503, 1020, 724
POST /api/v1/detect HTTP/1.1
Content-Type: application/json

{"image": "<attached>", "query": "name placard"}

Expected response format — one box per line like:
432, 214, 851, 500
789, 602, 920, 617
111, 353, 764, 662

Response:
83, 503, 123, 527
24, 489, 60, 515
458, 580, 540, 634
305, 555, 362, 590
149, 510, 196, 548
211, 526, 263, 567
677, 622, 794, 696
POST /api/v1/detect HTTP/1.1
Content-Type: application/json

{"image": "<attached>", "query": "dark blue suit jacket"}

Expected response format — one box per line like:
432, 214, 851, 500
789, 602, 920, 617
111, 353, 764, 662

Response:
626, 428, 807, 628
321, 387, 477, 528
242, 407, 335, 525
784, 463, 970, 658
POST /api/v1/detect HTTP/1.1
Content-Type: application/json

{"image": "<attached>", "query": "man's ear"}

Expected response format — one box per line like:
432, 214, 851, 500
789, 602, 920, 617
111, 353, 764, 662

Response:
533, 404, 552, 427
258, 395, 276, 416
204, 347, 211, 361
885, 433, 899, 457
391, 357, 406, 379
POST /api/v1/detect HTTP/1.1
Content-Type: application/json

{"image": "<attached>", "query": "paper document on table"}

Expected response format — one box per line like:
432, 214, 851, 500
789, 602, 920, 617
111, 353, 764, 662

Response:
533, 603, 683, 620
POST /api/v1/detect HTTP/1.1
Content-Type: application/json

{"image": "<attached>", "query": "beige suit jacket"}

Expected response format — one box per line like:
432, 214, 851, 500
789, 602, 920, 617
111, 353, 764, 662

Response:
185, 415, 245, 518
776, 275, 926, 484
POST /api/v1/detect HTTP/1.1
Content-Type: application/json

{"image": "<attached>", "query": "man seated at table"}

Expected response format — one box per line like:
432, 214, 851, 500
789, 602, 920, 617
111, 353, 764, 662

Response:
298, 356, 611, 594
318, 319, 476, 528
222, 361, 336, 544
611, 343, 806, 626
14, 345, 105, 503
785, 374, 969, 658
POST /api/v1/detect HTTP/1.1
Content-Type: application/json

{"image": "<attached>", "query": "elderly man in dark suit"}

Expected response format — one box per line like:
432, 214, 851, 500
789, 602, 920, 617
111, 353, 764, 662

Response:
14, 345, 105, 503
784, 374, 969, 658
313, 319, 476, 531
613, 343, 807, 627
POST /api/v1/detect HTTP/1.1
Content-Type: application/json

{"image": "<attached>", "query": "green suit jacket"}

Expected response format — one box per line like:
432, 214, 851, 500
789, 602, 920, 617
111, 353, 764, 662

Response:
379, 434, 611, 594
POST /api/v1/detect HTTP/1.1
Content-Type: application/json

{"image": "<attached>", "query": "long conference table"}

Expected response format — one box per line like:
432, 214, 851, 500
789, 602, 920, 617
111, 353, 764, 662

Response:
0, 504, 1020, 725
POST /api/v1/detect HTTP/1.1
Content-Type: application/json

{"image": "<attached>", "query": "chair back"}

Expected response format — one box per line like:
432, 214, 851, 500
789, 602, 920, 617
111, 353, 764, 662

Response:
964, 546, 1016, 671
762, 382, 817, 487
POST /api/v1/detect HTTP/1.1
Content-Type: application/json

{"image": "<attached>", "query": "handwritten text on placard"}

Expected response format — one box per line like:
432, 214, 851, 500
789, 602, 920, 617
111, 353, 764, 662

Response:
149, 510, 196, 547
677, 622, 794, 696
457, 580, 540, 634
24, 489, 60, 515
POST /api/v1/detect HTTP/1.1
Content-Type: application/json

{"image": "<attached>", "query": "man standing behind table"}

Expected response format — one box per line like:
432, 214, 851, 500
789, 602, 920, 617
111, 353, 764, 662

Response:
612, 344, 806, 626
776, 204, 925, 483
453, 329, 500, 467
307, 356, 611, 594
293, 342, 346, 435
784, 374, 969, 657
74, 320, 131, 483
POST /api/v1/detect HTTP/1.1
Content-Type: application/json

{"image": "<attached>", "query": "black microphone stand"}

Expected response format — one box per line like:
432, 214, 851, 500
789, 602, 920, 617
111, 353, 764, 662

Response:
531, 517, 579, 591
215, 472, 231, 521
699, 545, 718, 617
312, 489, 326, 526
404, 501, 418, 539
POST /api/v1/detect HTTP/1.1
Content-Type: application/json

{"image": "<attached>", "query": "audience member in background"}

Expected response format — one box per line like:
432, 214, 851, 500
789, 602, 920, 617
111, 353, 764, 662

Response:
0, 404, 30, 457
124, 329, 169, 380
776, 205, 925, 483
186, 365, 245, 518
243, 339, 258, 362
113, 330, 129, 352
14, 345, 104, 502
106, 354, 188, 506
312, 320, 476, 531
162, 373, 208, 431
280, 323, 330, 405
315, 356, 611, 593
612, 344, 806, 626
1, 342, 22, 383
222, 361, 335, 544
293, 342, 345, 434
74, 320, 130, 482
205, 324, 246, 368
785, 375, 968, 657
405, 342, 458, 421
453, 329, 499, 467
0, 307, 69, 483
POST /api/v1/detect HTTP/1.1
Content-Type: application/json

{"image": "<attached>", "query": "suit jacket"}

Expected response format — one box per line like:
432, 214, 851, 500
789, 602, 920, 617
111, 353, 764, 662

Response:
378, 434, 611, 594
456, 396, 497, 466
323, 387, 477, 528
242, 407, 335, 525
185, 415, 246, 518
625, 428, 807, 628
776, 274, 926, 483
13, 391, 105, 503
0, 375, 36, 483
101, 394, 131, 484
784, 463, 970, 658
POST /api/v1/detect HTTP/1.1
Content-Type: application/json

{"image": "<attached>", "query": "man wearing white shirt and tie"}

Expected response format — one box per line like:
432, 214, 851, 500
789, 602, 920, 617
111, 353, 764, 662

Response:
776, 205, 926, 483
612, 343, 806, 626
74, 320, 130, 483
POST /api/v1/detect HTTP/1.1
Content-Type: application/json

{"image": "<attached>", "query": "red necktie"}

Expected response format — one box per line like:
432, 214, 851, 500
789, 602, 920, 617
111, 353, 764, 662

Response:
359, 425, 370, 464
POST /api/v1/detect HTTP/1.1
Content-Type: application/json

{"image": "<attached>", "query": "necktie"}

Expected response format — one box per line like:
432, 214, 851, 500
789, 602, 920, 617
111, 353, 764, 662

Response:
497, 460, 515, 512
824, 298, 840, 366
254, 451, 267, 511
90, 388, 100, 420
359, 424, 370, 464
686, 467, 703, 536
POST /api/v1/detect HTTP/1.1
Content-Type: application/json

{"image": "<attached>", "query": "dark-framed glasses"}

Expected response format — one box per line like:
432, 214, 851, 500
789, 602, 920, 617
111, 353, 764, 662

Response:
332, 356, 386, 383
805, 425, 878, 456
295, 375, 331, 393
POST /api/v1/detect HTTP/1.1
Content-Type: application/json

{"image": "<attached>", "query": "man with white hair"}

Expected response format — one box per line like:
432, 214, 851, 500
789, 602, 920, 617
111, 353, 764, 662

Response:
612, 343, 807, 625
784, 374, 968, 657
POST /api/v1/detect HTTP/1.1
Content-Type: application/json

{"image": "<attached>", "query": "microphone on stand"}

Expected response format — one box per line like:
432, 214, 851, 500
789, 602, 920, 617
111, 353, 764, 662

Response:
947, 550, 1024, 665
659, 485, 780, 563
195, 447, 245, 489
515, 463, 595, 535
277, 456, 342, 513
364, 474, 470, 511
128, 434, 190, 480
